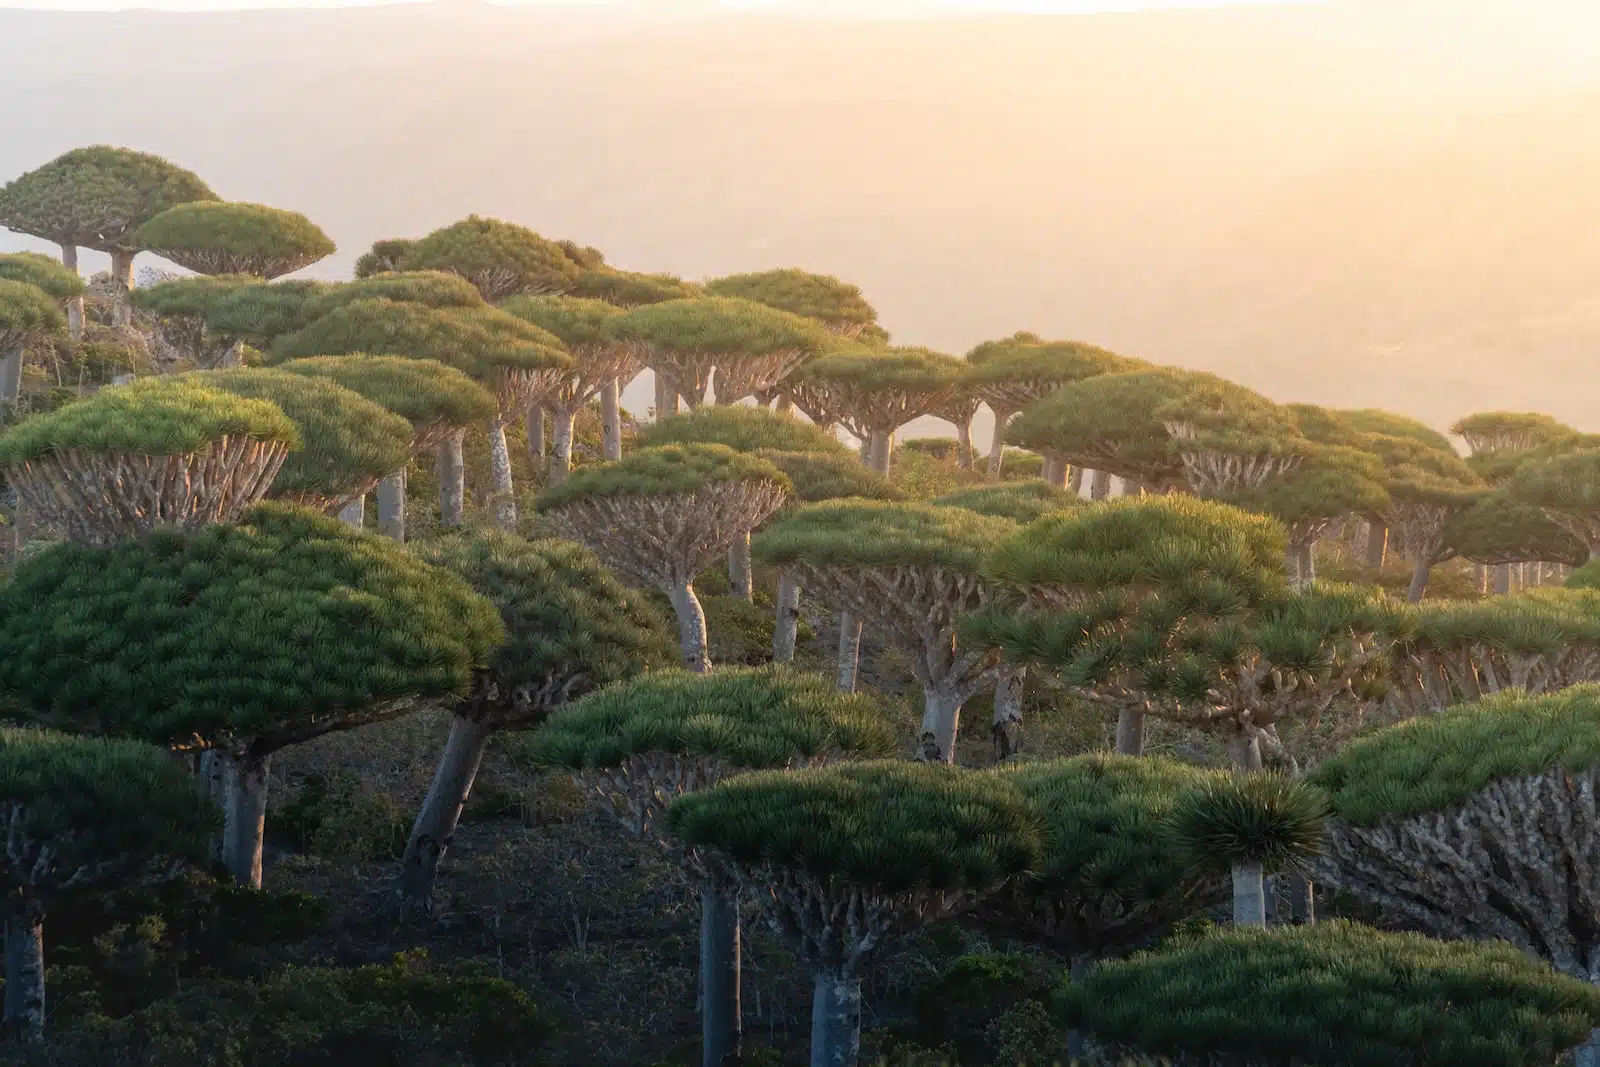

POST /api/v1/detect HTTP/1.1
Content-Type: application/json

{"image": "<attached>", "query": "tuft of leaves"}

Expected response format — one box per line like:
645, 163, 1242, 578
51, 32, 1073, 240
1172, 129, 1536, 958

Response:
603, 296, 833, 356
133, 202, 335, 280
756, 449, 903, 504
498, 293, 623, 348
704, 268, 878, 333
536, 442, 789, 510
0, 145, 217, 250
634, 404, 849, 456
303, 271, 485, 318
0, 277, 68, 346
571, 266, 702, 307
1169, 773, 1328, 872
276, 355, 497, 437
754, 499, 1017, 573
0, 251, 87, 300
934, 482, 1084, 524
394, 215, 581, 301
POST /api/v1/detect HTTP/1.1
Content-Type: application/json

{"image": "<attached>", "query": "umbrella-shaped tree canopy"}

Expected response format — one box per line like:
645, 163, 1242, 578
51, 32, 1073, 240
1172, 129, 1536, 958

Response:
0, 146, 216, 253
705, 268, 880, 338
393, 215, 581, 301
134, 202, 335, 280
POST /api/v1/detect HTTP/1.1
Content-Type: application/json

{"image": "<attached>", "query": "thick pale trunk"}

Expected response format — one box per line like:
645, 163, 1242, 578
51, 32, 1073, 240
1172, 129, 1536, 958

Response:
377, 469, 406, 542
955, 419, 974, 471
337, 495, 365, 530
1365, 521, 1387, 569
1068, 466, 1085, 495
601, 379, 623, 460
654, 370, 678, 420
109, 249, 135, 326
4, 903, 45, 1042
219, 339, 244, 369
526, 405, 546, 466
0, 346, 22, 404
868, 431, 893, 477
668, 583, 712, 674
773, 573, 801, 663
1407, 558, 1432, 604
728, 530, 753, 602
1299, 542, 1316, 584
1285, 545, 1303, 590
60, 243, 83, 340
550, 408, 577, 486
437, 430, 465, 529
987, 410, 1011, 481
221, 751, 272, 888
700, 884, 742, 1067
992, 665, 1024, 761
918, 688, 962, 764
1232, 862, 1267, 927
1090, 469, 1112, 501
1115, 708, 1145, 756
488, 417, 518, 531
1227, 730, 1263, 771
396, 715, 494, 918
810, 969, 862, 1067
197, 750, 227, 808
836, 613, 862, 692
1576, 1029, 1600, 1067
774, 393, 795, 417
1041, 454, 1067, 488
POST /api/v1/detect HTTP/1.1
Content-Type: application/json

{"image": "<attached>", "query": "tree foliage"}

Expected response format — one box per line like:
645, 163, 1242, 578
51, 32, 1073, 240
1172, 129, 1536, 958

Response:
634, 404, 848, 456
394, 216, 580, 301
134, 202, 335, 279
499, 293, 623, 349
934, 482, 1084, 524
571, 266, 702, 307
352, 238, 416, 279
276, 355, 498, 442
756, 449, 902, 503
0, 251, 87, 300
1451, 411, 1575, 456
755, 499, 1015, 573
0, 278, 68, 349
1169, 773, 1328, 873
704, 268, 878, 335
537, 442, 789, 510
604, 296, 832, 359
1339, 408, 1455, 454
0, 145, 217, 251
304, 271, 485, 318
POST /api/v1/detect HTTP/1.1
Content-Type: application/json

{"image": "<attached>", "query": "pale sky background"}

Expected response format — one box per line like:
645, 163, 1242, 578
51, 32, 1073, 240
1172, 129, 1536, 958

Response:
0, 0, 1318, 12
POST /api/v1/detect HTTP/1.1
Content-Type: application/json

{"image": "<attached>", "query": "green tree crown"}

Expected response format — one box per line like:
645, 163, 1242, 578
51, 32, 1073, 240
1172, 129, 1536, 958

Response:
634, 405, 849, 456
353, 238, 416, 279
0, 503, 502, 747
0, 278, 68, 346
1215, 444, 1389, 529
0, 376, 297, 466
664, 761, 1040, 895
934, 482, 1085, 524
1444, 491, 1587, 566
572, 267, 703, 307
754, 499, 1018, 573
603, 296, 833, 356
1169, 773, 1328, 872
1569, 563, 1600, 591
202, 279, 337, 345
796, 345, 964, 393
133, 202, 336, 279
1509, 447, 1600, 513
756, 450, 903, 503
1004, 369, 1192, 486
0, 252, 87, 300
0, 145, 217, 250
536, 443, 789, 511
962, 335, 1136, 387
1339, 408, 1455, 453
1399, 589, 1600, 659
129, 274, 259, 323
1359, 432, 1485, 506
499, 294, 623, 348
276, 355, 498, 436
704, 268, 877, 332
395, 215, 581, 300
524, 666, 896, 771
1287, 403, 1368, 448
304, 271, 486, 319
1451, 411, 1576, 455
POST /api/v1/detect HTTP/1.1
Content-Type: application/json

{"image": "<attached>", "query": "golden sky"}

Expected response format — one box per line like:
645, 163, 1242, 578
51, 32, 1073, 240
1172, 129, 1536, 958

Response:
3, 0, 1315, 11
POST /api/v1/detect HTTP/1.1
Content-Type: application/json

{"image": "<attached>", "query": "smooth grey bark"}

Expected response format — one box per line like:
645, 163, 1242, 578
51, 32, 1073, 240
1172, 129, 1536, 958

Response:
218, 339, 244, 369
1232, 861, 1267, 927
0, 345, 22, 405
836, 614, 862, 692
1090, 469, 1112, 501
396, 715, 494, 917
109, 248, 136, 326
1299, 542, 1316, 584
669, 582, 712, 674
918, 688, 962, 764
773, 573, 801, 663
954, 419, 974, 471
987, 409, 1011, 481
60, 243, 83, 340
774, 393, 795, 417
1227, 730, 1264, 772
1114, 708, 1145, 756
1041, 454, 1067, 488
338, 496, 365, 530
810, 969, 862, 1067
4, 903, 45, 1042
437, 430, 465, 529
868, 431, 893, 477
1285, 545, 1304, 590
488, 417, 518, 531
1068, 466, 1085, 495
377, 469, 406, 542
601, 378, 623, 460
197, 750, 227, 808
1407, 558, 1432, 604
728, 530, 754, 602
525, 405, 546, 468
992, 664, 1024, 761
654, 370, 678, 420
221, 751, 272, 888
701, 884, 742, 1067
1365, 521, 1388, 569
549, 407, 577, 486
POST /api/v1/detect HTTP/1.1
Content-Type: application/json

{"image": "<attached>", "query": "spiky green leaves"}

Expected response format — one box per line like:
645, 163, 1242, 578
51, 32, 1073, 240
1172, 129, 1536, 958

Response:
572, 267, 702, 307
1339, 409, 1455, 453
1510, 447, 1600, 516
1445, 491, 1586, 566
705, 268, 878, 334
1452, 411, 1576, 456
604, 296, 832, 357
755, 500, 1017, 573
353, 238, 415, 279
393, 216, 580, 301
963, 334, 1135, 390
536, 443, 789, 510
134, 202, 335, 279
1400, 589, 1600, 660
1362, 432, 1486, 508
1170, 773, 1327, 873
129, 274, 258, 322
0, 729, 218, 890
666, 761, 1039, 895
276, 355, 498, 439
305, 271, 485, 317
1005, 369, 1191, 486
757, 450, 902, 504
934, 483, 1083, 524
525, 666, 895, 771
1058, 921, 1600, 1067
0, 376, 297, 465
0, 252, 86, 300
499, 294, 623, 348
635, 405, 849, 456
0, 145, 217, 250
0, 278, 68, 349
797, 345, 961, 395
0, 503, 502, 748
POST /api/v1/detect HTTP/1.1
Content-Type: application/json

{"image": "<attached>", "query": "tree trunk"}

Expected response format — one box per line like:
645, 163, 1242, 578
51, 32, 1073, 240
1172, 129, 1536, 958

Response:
728, 530, 753, 602
1090, 469, 1112, 501
0, 345, 22, 405
396, 715, 494, 918
109, 248, 135, 326
955, 419, 974, 471
1365, 521, 1387, 570
1575, 1029, 1600, 1067
1286, 874, 1315, 925
1232, 861, 1267, 927
809, 968, 862, 1067
488, 417, 518, 531
1227, 730, 1263, 771
836, 614, 862, 692
526, 405, 546, 467
4, 901, 45, 1042
1115, 708, 1145, 756
219, 339, 244, 369
1041, 453, 1067, 488
337, 495, 365, 530
868, 431, 893, 477
221, 750, 272, 888
197, 750, 227, 808
601, 378, 623, 460
1068, 466, 1085, 495
60, 243, 83, 340
992, 665, 1024, 761
987, 410, 1011, 481
377, 469, 406, 542
1299, 542, 1316, 584
918, 687, 962, 764
1407, 558, 1432, 604
773, 573, 801, 663
550, 407, 577, 486
437, 430, 465, 529
774, 392, 794, 417
1121, 477, 1143, 497
700, 883, 742, 1067
668, 582, 712, 674
1285, 545, 1303, 590
654, 370, 678, 420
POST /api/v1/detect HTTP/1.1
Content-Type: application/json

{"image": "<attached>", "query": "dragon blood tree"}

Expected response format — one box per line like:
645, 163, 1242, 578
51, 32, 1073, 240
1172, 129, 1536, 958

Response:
786, 346, 962, 476
0, 376, 296, 543
1509, 446, 1600, 562
270, 298, 574, 529
188, 367, 414, 519
1060, 921, 1600, 1067
0, 255, 86, 401
134, 201, 335, 280
1453, 410, 1577, 464
0, 278, 68, 405
963, 332, 1137, 481
526, 667, 895, 1067
395, 530, 676, 915
572, 263, 702, 308
930, 386, 982, 471
354, 238, 416, 278
1445, 489, 1588, 594
127, 273, 259, 366
0, 146, 216, 331
0, 504, 501, 888
706, 268, 881, 339
666, 761, 1039, 1067
1307, 686, 1600, 1066
755, 500, 1016, 762
1359, 431, 1488, 602
277, 355, 497, 539
500, 295, 643, 483
537, 444, 790, 672
390, 215, 581, 301
0, 730, 217, 1042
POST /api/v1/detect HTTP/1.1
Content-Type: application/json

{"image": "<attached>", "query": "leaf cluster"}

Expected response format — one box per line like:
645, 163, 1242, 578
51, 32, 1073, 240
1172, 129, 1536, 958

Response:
933, 482, 1084, 524
1004, 369, 1194, 484
353, 238, 415, 279
0, 277, 68, 342
133, 202, 335, 279
276, 355, 497, 435
754, 499, 1017, 572
0, 145, 217, 249
634, 404, 848, 456
1359, 432, 1485, 507
795, 345, 963, 394
604, 296, 833, 356
1339, 408, 1455, 453
395, 215, 581, 300
499, 293, 623, 348
1509, 446, 1600, 514
0, 251, 87, 300
128, 274, 259, 324
704, 268, 877, 332
755, 449, 903, 504
1215, 444, 1389, 527
1450, 411, 1576, 455
962, 334, 1136, 388
1399, 588, 1600, 657
1444, 491, 1587, 566
571, 266, 702, 307
1169, 772, 1328, 871
536, 442, 788, 510
305, 271, 485, 318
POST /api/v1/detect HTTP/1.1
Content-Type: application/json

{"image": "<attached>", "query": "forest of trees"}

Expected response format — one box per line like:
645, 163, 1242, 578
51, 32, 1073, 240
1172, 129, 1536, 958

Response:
2, 144, 1600, 1066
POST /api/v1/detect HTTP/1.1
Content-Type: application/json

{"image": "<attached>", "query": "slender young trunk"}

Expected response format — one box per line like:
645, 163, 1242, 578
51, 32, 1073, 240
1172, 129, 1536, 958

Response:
1299, 542, 1316, 584
728, 530, 753, 602
668, 582, 712, 674
918, 687, 962, 764
60, 243, 83, 340
221, 750, 272, 888
1407, 558, 1432, 604
377, 469, 406, 542
868, 431, 893, 477
955, 419, 974, 471
809, 968, 862, 1067
1365, 521, 1387, 570
836, 614, 862, 692
338, 495, 365, 530
550, 407, 577, 486
4, 901, 45, 1042
1286, 874, 1315, 925
1090, 469, 1112, 500
1041, 453, 1067, 488
773, 573, 801, 663
1115, 708, 1145, 756
437, 430, 465, 529
700, 883, 742, 1067
1232, 862, 1267, 927
488, 417, 518, 531
109, 249, 135, 326
0, 346, 22, 405
987, 409, 1011, 481
601, 378, 623, 460
396, 715, 494, 918
526, 405, 546, 467
1068, 466, 1085, 495
1227, 730, 1263, 771
1285, 545, 1303, 590
654, 370, 678, 420
992, 665, 1024, 761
